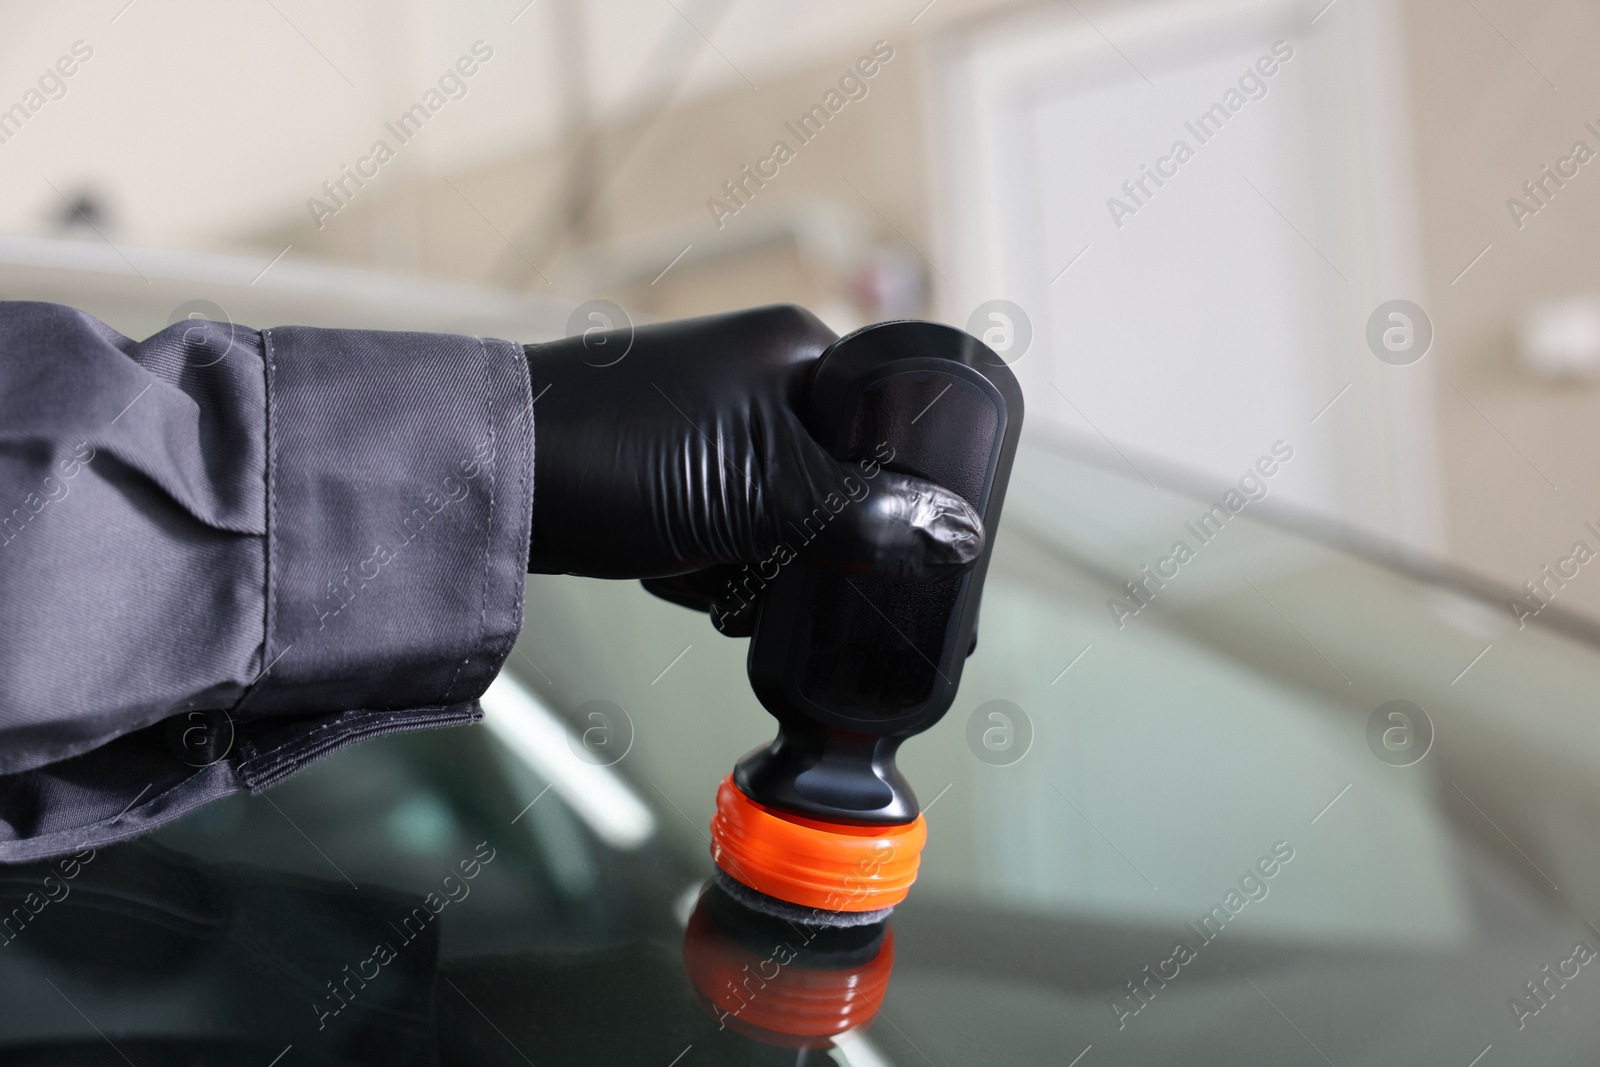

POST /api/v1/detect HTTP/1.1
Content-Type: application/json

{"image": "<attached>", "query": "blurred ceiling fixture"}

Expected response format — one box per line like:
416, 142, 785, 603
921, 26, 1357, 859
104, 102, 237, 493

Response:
51, 188, 110, 236
1517, 295, 1600, 381
566, 198, 867, 294
849, 246, 924, 320
480, 670, 656, 849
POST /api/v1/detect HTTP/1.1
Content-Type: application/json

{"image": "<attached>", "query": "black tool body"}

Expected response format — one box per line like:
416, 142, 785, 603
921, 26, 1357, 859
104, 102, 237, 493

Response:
738, 320, 1023, 824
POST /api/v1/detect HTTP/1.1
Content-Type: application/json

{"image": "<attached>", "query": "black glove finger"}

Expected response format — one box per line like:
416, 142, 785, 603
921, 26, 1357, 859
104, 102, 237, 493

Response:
707, 596, 758, 637
756, 407, 986, 582
640, 570, 724, 613
790, 466, 985, 581
640, 567, 760, 637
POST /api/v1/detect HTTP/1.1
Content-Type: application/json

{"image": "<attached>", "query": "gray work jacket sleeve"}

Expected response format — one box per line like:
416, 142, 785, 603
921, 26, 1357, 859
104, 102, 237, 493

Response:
0, 301, 534, 862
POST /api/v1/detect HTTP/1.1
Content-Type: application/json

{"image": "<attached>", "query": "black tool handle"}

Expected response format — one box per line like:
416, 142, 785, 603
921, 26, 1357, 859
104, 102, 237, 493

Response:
736, 320, 1023, 823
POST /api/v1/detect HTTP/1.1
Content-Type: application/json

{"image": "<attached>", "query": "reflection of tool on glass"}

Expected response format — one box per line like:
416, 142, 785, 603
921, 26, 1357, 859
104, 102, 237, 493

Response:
682, 881, 895, 1049
709, 320, 1023, 925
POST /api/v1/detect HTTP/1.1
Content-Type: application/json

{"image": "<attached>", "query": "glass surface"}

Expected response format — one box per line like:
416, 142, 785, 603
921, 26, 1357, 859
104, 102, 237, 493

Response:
3, 437, 1597, 1064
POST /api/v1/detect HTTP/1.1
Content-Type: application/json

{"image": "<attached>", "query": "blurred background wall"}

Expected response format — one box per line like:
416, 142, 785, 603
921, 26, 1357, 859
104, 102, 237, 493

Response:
0, 0, 1596, 620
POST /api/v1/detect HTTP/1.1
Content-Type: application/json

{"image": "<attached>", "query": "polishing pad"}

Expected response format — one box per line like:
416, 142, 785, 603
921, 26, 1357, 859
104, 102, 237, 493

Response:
708, 774, 925, 924
710, 868, 894, 927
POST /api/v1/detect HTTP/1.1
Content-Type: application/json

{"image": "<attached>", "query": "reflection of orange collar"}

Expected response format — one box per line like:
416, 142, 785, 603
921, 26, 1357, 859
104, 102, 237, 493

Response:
682, 890, 895, 1048
708, 774, 925, 914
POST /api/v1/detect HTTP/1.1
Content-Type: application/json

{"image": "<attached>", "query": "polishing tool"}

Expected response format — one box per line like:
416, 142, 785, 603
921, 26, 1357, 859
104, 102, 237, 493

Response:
709, 319, 1023, 924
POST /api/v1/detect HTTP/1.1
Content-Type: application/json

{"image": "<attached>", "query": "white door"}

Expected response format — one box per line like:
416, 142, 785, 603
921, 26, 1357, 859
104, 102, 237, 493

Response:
927, 0, 1441, 553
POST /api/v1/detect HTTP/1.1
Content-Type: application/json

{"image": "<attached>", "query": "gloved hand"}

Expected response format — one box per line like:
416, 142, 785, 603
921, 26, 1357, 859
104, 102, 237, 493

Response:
523, 304, 984, 635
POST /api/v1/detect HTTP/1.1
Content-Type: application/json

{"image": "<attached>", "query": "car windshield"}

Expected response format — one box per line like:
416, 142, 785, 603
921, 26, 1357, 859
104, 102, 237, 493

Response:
2, 431, 1593, 1065
4, 3, 1595, 1064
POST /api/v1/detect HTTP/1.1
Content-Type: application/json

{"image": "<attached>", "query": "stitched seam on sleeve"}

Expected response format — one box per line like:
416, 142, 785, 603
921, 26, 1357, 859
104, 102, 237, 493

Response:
480, 335, 496, 678
235, 704, 479, 790
259, 328, 278, 693
443, 335, 495, 704
235, 708, 412, 779
516, 342, 533, 624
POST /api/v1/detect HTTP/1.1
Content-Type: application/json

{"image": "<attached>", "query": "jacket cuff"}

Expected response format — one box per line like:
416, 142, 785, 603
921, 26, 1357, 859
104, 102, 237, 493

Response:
255, 327, 533, 715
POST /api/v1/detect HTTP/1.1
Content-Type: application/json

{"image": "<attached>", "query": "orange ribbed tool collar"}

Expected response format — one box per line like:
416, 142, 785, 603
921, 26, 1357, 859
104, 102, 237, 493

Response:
709, 773, 926, 913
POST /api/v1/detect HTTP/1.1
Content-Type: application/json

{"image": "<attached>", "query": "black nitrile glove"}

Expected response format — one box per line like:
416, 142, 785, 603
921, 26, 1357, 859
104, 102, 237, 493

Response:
523, 304, 984, 635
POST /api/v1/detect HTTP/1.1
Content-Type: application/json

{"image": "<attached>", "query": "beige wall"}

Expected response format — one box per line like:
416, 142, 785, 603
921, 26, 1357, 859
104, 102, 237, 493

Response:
259, 0, 1600, 621
261, 39, 935, 330
1405, 0, 1600, 617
